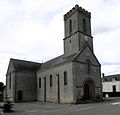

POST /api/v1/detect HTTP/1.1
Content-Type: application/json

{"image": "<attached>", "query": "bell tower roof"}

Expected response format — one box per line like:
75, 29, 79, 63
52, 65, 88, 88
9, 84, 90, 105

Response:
64, 5, 91, 21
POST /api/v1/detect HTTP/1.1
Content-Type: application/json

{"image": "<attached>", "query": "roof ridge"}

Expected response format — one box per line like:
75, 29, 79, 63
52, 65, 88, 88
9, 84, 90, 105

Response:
10, 58, 41, 64
105, 74, 120, 77
42, 54, 64, 64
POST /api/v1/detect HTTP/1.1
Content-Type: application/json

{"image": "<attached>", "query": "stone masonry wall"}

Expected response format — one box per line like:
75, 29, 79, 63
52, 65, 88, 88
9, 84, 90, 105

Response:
37, 62, 74, 104
15, 72, 37, 102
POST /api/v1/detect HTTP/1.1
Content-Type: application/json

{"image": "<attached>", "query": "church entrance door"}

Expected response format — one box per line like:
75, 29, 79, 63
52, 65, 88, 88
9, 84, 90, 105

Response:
83, 79, 95, 100
18, 91, 22, 101
84, 83, 90, 99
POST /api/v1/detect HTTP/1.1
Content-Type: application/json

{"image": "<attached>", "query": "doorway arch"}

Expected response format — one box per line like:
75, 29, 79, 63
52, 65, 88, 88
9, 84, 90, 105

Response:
18, 90, 23, 101
83, 78, 95, 100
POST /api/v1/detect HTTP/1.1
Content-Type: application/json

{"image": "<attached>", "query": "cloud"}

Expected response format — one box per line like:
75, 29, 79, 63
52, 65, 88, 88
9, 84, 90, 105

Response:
94, 28, 120, 62
0, 0, 79, 83
0, 0, 120, 83
102, 64, 120, 76
78, 0, 120, 75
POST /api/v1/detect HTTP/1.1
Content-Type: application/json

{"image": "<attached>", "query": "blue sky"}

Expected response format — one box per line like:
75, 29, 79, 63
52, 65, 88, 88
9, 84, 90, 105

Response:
0, 0, 120, 84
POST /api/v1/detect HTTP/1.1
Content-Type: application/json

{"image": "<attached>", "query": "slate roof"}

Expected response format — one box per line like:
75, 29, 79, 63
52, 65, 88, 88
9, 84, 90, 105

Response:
7, 44, 100, 73
102, 74, 120, 82
38, 45, 97, 71
10, 58, 41, 72
7, 53, 76, 74
7, 44, 101, 74
39, 53, 76, 71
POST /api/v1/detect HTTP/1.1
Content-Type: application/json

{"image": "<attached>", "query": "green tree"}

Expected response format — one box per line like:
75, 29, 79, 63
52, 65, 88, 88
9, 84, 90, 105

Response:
0, 82, 5, 92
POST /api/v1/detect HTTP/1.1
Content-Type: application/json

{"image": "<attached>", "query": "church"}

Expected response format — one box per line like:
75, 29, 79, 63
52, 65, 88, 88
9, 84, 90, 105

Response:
6, 5, 103, 103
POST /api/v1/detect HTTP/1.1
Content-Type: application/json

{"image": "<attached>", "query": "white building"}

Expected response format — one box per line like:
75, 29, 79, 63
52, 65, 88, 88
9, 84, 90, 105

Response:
102, 74, 120, 97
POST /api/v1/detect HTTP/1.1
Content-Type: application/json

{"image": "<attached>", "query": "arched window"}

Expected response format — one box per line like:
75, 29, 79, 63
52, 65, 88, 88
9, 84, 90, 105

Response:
83, 19, 86, 33
64, 71, 68, 85
69, 20, 72, 34
86, 60, 91, 74
39, 78, 41, 88
50, 75, 53, 87
9, 74, 11, 89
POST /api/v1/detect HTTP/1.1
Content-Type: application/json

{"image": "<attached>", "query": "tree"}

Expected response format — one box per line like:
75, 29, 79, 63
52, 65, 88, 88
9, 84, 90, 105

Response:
0, 82, 5, 92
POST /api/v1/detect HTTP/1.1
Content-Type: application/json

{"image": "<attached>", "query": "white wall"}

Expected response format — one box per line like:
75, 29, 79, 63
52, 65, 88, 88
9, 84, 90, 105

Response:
102, 81, 120, 92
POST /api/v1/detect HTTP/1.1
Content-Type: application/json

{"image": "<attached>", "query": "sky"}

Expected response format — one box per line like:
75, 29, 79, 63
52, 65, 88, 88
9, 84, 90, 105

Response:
0, 0, 120, 84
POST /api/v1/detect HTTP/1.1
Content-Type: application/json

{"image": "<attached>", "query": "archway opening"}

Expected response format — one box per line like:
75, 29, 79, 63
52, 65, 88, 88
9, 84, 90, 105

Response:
83, 80, 95, 100
18, 91, 23, 101
84, 83, 90, 99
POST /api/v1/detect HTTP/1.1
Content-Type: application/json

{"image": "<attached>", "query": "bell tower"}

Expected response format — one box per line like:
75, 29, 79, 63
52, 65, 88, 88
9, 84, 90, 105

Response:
64, 5, 93, 57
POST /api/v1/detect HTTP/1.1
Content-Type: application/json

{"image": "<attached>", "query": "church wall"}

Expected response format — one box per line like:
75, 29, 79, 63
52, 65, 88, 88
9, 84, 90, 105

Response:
78, 13, 91, 35
64, 33, 93, 57
6, 72, 15, 102
64, 12, 78, 37
37, 62, 74, 103
73, 61, 102, 101
64, 11, 80, 57
15, 72, 37, 102
75, 47, 99, 65
79, 33, 93, 51
64, 33, 79, 57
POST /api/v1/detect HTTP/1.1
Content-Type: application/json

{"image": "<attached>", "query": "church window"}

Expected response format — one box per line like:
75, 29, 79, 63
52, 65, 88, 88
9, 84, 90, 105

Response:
80, 64, 84, 71
83, 19, 86, 33
9, 74, 11, 89
50, 75, 53, 87
64, 71, 68, 85
86, 60, 91, 74
39, 78, 41, 88
69, 20, 72, 34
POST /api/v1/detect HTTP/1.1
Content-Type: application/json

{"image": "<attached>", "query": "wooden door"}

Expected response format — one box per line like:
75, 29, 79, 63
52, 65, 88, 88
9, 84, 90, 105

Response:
84, 84, 90, 99
18, 91, 23, 101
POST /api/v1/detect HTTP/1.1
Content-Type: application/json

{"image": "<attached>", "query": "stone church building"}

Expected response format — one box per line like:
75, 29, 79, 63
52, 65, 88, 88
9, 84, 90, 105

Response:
6, 5, 103, 103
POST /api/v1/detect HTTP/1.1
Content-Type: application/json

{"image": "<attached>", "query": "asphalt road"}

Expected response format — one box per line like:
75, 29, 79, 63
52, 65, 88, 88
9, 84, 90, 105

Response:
1, 97, 120, 115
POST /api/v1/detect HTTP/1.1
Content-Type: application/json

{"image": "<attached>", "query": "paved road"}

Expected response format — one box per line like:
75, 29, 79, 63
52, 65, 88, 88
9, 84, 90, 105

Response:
1, 97, 120, 115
